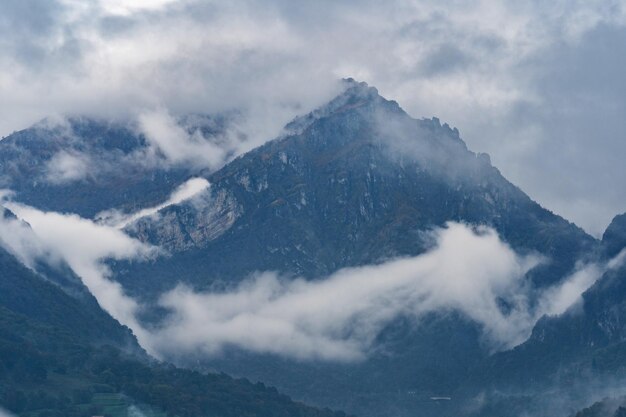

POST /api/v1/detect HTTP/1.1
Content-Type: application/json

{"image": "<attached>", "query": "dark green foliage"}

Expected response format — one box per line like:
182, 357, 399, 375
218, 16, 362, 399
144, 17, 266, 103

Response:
0, 247, 347, 417
0, 246, 136, 347
0, 327, 347, 417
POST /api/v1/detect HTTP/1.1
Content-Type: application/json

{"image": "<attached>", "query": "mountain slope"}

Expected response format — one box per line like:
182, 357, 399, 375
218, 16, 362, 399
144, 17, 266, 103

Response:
0, 207, 137, 348
0, 116, 225, 217
0, 218, 348, 417
120, 80, 596, 297
486, 212, 626, 381
603, 213, 626, 259
98, 80, 599, 417
457, 212, 626, 416
0, 303, 348, 417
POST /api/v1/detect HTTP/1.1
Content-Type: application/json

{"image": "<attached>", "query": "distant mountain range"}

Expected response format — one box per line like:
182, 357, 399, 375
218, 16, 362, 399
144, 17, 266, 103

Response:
0, 79, 624, 417
0, 113, 236, 217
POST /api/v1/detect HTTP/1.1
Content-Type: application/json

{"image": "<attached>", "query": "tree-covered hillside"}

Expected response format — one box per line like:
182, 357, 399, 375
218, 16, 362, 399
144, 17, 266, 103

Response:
0, 244, 348, 417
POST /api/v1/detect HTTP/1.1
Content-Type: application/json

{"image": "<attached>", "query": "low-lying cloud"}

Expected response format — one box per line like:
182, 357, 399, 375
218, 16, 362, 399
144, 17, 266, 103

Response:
35, 114, 237, 186
0, 200, 157, 348
0, 206, 49, 268
35, 109, 262, 186
145, 222, 605, 361
96, 177, 210, 228
0, 193, 615, 363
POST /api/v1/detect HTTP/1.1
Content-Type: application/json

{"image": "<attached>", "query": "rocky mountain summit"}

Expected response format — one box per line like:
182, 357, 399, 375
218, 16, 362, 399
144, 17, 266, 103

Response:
119, 80, 595, 298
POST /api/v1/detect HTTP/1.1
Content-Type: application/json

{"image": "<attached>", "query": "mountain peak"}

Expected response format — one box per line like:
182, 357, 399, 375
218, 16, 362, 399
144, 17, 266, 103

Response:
283, 78, 400, 135
339, 77, 380, 98
278, 79, 475, 174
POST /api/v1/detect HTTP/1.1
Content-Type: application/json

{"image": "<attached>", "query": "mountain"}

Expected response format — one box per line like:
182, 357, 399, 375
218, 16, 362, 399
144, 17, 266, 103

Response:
0, 207, 349, 417
97, 80, 597, 417
573, 396, 626, 417
0, 79, 610, 417
0, 115, 229, 217
120, 79, 595, 296
0, 208, 139, 349
603, 213, 626, 259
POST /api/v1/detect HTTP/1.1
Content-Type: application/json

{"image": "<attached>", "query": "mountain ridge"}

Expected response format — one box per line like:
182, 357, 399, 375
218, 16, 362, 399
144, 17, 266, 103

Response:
0, 79, 614, 417
120, 80, 595, 295
103, 81, 600, 417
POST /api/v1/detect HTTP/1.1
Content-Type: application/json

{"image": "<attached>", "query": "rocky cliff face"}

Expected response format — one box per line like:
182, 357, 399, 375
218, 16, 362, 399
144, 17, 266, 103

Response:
126, 187, 242, 252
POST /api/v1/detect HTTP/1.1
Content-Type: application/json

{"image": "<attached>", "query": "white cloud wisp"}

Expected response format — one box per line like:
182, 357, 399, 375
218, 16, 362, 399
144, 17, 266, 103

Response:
0, 195, 614, 363
1, 201, 158, 349
96, 176, 210, 228
144, 222, 606, 361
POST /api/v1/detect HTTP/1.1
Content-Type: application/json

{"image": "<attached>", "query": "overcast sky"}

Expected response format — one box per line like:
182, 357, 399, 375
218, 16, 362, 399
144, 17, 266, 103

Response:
1, 0, 625, 235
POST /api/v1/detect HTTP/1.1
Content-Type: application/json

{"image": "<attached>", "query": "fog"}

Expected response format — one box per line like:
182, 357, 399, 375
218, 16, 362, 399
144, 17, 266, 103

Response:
0, 201, 158, 349
145, 223, 605, 361
137, 109, 230, 169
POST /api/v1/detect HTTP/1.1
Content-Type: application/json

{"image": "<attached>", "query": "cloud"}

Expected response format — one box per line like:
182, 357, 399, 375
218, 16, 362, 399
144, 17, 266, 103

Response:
27, 115, 232, 185
536, 248, 626, 318
99, 0, 179, 17
608, 248, 626, 270
536, 263, 603, 317
44, 150, 91, 184
127, 405, 148, 417
0, 206, 50, 268
96, 176, 210, 228
144, 222, 604, 361
0, 190, 612, 363
1, 201, 157, 349
137, 109, 231, 169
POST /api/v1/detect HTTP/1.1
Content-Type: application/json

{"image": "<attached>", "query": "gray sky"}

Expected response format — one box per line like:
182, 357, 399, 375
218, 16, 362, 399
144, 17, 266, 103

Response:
1, 0, 625, 235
